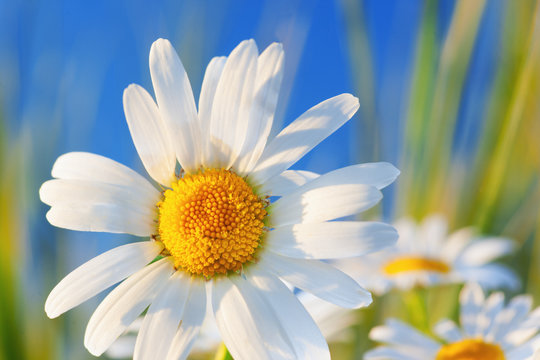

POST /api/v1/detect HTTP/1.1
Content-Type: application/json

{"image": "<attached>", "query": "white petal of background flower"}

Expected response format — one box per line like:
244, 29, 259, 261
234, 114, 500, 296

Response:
474, 291, 505, 338
364, 346, 422, 360
456, 237, 514, 266
45, 241, 163, 319
433, 319, 463, 343
369, 319, 440, 351
418, 215, 448, 256
506, 308, 540, 346
84, 258, 174, 356
123, 83, 176, 186
488, 294, 533, 344
266, 221, 397, 259
455, 264, 520, 290
249, 93, 360, 185
260, 252, 371, 308
150, 38, 202, 173
459, 283, 485, 337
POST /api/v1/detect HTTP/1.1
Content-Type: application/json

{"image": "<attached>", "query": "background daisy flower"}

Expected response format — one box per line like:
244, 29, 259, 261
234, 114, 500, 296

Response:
39, 38, 399, 359
365, 283, 540, 360
334, 215, 519, 295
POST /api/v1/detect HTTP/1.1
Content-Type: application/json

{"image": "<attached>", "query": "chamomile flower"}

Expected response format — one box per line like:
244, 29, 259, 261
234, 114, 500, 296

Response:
334, 215, 518, 295
40, 38, 399, 360
365, 283, 540, 360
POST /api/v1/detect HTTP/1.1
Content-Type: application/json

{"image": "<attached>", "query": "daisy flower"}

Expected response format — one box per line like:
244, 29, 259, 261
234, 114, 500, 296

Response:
334, 215, 518, 295
40, 38, 400, 359
365, 283, 540, 360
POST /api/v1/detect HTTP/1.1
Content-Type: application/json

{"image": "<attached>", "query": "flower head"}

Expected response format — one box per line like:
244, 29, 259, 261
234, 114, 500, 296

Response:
334, 215, 518, 295
40, 38, 399, 359
365, 283, 540, 360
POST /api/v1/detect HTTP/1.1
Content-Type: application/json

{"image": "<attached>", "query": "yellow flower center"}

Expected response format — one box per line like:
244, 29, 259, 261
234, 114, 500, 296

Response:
157, 169, 267, 277
436, 339, 505, 360
382, 256, 450, 275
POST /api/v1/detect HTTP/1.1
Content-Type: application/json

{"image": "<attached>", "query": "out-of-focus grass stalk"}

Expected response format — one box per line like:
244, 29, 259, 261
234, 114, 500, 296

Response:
396, 0, 438, 218
423, 0, 486, 218
527, 203, 540, 298
0, 121, 25, 359
341, 0, 380, 164
399, 0, 486, 220
473, 1, 540, 231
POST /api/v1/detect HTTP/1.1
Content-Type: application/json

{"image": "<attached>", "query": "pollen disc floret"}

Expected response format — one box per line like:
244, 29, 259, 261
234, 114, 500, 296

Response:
157, 168, 267, 277
435, 339, 505, 360
382, 256, 450, 275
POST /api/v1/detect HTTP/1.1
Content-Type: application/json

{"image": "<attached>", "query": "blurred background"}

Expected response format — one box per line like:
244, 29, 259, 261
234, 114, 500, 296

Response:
0, 0, 539, 359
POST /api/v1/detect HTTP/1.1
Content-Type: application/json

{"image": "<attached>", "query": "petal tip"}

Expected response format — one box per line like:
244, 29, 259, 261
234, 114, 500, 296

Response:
44, 301, 59, 319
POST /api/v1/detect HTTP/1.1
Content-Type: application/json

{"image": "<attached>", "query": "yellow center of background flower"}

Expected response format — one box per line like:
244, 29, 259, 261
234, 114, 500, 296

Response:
382, 256, 450, 275
435, 339, 505, 360
158, 169, 266, 277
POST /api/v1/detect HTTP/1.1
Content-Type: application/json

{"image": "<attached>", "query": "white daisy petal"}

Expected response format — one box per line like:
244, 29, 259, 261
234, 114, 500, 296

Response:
51, 152, 157, 195
149, 38, 201, 172
123, 84, 176, 186
507, 308, 540, 344
247, 269, 330, 359
45, 241, 163, 319
107, 335, 137, 359
40, 179, 158, 236
488, 295, 534, 343
291, 162, 400, 192
106, 318, 142, 358
212, 276, 295, 360
442, 227, 476, 263
298, 292, 356, 342
259, 170, 319, 197
266, 221, 397, 259
270, 183, 382, 227
235, 42, 285, 174
476, 291, 505, 337
198, 56, 227, 167
84, 258, 174, 356
165, 279, 206, 360
210, 39, 258, 168
133, 271, 192, 360
260, 251, 371, 308
419, 215, 448, 256
456, 264, 520, 290
456, 237, 515, 266
505, 334, 540, 360
369, 319, 440, 351
364, 346, 423, 360
249, 93, 359, 185
459, 283, 485, 337
433, 319, 463, 343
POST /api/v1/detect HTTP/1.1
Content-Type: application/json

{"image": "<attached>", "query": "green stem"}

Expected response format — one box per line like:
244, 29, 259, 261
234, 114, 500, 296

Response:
402, 287, 430, 334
